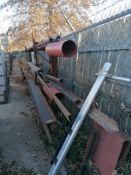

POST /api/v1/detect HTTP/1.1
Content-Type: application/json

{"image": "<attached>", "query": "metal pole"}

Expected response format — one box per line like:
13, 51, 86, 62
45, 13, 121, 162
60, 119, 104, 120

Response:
59, 10, 76, 33
96, 73, 131, 83
48, 63, 111, 175
106, 75, 131, 83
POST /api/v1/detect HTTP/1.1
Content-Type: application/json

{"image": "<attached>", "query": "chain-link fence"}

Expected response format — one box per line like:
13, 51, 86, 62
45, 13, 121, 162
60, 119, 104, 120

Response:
59, 0, 131, 35
88, 0, 130, 24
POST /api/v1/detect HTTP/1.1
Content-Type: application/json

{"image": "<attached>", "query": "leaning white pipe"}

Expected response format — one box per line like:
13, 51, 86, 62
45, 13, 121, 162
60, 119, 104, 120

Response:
48, 63, 111, 175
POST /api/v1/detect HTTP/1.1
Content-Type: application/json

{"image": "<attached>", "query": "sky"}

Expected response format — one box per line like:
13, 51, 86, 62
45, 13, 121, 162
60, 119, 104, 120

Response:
0, 0, 11, 34
0, 0, 131, 34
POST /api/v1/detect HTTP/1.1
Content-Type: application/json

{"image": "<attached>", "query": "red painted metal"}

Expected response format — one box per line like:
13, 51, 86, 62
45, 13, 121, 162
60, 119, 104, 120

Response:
27, 79, 56, 143
92, 122, 131, 175
45, 40, 77, 57
37, 75, 71, 121
47, 84, 63, 99
51, 83, 82, 105
89, 108, 119, 132
27, 38, 51, 51
49, 56, 58, 77
46, 75, 63, 83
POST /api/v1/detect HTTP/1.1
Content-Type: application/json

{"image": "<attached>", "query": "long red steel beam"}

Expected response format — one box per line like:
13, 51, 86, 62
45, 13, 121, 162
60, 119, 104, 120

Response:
38, 76, 71, 121
37, 75, 71, 121
21, 61, 70, 121
27, 39, 77, 57
27, 79, 55, 143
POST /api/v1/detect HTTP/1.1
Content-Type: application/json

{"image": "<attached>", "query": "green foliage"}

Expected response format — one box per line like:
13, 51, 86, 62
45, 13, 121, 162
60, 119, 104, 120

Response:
116, 161, 131, 175
67, 129, 88, 164
0, 162, 37, 175
50, 101, 94, 173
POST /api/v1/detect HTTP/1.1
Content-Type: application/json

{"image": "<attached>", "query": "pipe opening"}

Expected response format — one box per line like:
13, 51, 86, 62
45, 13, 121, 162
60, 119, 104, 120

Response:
75, 99, 82, 105
62, 40, 77, 57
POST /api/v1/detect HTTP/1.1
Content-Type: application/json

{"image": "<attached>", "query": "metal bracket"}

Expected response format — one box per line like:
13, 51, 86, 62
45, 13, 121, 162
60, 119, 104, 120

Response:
96, 72, 131, 86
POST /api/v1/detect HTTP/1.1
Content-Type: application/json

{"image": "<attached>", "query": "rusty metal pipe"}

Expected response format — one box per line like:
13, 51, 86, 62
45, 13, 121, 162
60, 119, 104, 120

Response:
50, 83, 82, 105
38, 75, 53, 101
37, 75, 71, 121
27, 62, 42, 75
47, 84, 64, 99
46, 75, 63, 83
45, 40, 77, 57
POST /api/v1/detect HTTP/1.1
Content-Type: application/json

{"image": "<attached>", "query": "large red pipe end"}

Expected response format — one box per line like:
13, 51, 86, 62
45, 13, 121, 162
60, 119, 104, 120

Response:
45, 40, 77, 57
62, 40, 77, 57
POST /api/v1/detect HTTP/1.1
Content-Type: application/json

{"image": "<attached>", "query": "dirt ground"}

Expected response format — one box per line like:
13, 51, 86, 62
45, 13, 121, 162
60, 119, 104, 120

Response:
0, 60, 51, 175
